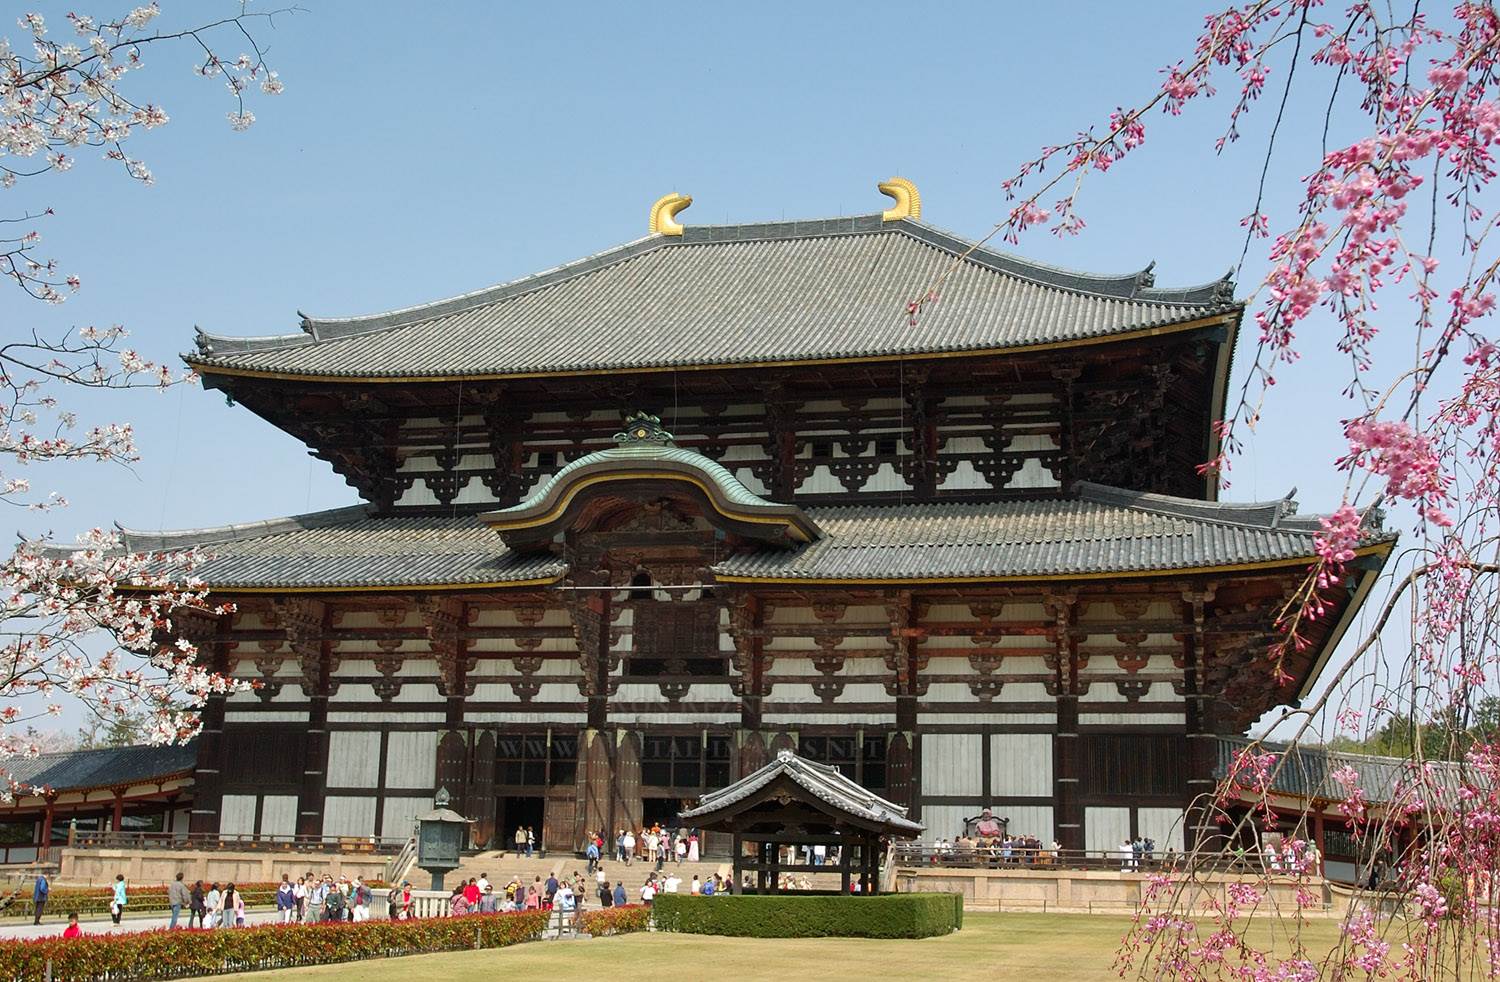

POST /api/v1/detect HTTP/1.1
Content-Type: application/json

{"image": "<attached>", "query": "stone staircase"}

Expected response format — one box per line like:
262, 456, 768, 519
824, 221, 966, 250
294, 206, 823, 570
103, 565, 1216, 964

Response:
441, 850, 731, 895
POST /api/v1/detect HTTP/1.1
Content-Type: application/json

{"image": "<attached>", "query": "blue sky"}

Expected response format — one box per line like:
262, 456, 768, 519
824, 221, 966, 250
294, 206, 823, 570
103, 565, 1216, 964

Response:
11, 0, 1426, 734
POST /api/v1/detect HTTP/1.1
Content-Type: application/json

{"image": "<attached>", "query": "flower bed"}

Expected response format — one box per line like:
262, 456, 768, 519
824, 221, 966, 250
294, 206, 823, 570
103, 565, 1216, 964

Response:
0, 909, 549, 981
12, 881, 387, 919
577, 904, 650, 937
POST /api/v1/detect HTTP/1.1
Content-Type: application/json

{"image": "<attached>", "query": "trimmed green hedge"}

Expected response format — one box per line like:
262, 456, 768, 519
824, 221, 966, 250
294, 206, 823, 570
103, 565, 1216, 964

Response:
651, 893, 961, 939
578, 904, 650, 937
0, 909, 548, 981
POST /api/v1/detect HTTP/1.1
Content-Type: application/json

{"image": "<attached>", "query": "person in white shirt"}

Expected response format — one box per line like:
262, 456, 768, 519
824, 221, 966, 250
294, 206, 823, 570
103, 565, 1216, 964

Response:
623, 830, 636, 864
596, 866, 607, 887
292, 878, 308, 923
689, 874, 701, 895
476, 873, 490, 894
640, 879, 656, 904
663, 874, 681, 894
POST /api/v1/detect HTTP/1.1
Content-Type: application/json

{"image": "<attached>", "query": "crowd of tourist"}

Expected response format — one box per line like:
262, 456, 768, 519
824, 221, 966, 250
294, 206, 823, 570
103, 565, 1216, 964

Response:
578, 825, 702, 869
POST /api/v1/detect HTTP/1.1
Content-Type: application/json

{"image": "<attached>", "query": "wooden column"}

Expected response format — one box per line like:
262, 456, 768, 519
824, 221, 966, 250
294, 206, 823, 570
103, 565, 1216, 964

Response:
886, 592, 925, 818
1181, 588, 1219, 852
728, 595, 765, 733
275, 598, 330, 840
111, 791, 124, 832
179, 611, 228, 836
1047, 593, 1083, 853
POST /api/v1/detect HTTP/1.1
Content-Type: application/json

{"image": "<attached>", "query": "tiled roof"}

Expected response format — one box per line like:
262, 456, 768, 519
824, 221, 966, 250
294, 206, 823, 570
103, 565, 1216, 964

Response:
189, 215, 1239, 379
101, 483, 1385, 591
710, 483, 1388, 582
1214, 737, 1468, 806
6, 741, 197, 794
679, 750, 924, 836
118, 507, 564, 590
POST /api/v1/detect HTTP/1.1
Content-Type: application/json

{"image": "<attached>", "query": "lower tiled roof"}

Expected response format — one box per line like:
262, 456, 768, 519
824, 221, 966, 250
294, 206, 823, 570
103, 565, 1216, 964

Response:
112, 483, 1387, 591
6, 741, 198, 794
120, 508, 565, 589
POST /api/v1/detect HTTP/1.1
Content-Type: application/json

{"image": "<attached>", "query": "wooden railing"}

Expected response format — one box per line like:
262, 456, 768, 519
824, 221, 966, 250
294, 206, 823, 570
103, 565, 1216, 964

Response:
891, 844, 1311, 875
68, 831, 412, 854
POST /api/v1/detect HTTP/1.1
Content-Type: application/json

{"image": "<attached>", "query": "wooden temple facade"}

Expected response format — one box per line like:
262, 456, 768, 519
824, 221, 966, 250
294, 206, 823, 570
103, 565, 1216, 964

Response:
135, 182, 1390, 857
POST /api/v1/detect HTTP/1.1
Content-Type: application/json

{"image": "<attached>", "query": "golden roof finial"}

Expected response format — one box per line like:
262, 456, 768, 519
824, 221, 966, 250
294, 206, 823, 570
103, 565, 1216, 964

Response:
649, 192, 693, 236
878, 177, 921, 222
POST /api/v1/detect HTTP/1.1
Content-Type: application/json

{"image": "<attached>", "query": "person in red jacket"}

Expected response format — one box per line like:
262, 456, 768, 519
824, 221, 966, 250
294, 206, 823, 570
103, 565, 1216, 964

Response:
61, 913, 81, 939
462, 877, 480, 909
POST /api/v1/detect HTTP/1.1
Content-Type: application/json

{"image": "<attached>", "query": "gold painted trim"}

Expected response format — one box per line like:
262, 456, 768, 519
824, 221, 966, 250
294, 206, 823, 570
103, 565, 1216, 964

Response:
648, 192, 692, 236
484, 469, 815, 542
117, 575, 564, 595
878, 177, 921, 222
190, 313, 1240, 385
713, 542, 1395, 586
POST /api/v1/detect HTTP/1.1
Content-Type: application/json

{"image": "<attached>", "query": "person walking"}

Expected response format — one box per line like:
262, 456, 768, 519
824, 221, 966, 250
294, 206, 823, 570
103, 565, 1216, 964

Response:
514, 825, 526, 856
223, 883, 245, 928
526, 826, 535, 858
585, 837, 600, 873
292, 876, 308, 922
169, 872, 190, 928
353, 877, 371, 922
276, 875, 296, 924
675, 835, 686, 865
613, 880, 627, 907
109, 874, 127, 925
204, 882, 222, 929
31, 871, 48, 926
189, 880, 206, 928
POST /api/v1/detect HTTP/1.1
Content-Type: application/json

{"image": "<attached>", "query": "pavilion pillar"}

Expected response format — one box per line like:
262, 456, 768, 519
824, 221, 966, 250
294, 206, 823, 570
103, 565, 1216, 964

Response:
885, 592, 926, 819
273, 598, 332, 840
111, 791, 125, 833
1047, 594, 1083, 853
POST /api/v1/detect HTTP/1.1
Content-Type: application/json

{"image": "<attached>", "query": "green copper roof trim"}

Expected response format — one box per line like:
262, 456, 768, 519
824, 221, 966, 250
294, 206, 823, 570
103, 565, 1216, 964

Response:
481, 419, 822, 546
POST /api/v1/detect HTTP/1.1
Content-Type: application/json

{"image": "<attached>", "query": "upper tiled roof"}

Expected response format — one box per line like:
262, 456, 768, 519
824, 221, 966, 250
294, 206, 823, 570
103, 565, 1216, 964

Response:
189, 215, 1239, 380
679, 749, 924, 836
6, 741, 198, 794
106, 482, 1385, 591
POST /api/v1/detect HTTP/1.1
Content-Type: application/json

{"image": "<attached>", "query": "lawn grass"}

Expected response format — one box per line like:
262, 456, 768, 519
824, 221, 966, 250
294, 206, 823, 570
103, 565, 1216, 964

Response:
229, 912, 1351, 981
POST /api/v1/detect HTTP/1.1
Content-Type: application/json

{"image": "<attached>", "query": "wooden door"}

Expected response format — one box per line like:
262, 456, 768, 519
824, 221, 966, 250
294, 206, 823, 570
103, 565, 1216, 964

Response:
543, 789, 576, 855
469, 729, 497, 848
613, 730, 642, 834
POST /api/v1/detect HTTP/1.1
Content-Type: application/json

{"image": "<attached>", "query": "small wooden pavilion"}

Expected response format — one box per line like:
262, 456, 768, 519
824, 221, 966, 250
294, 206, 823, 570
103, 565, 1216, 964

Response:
679, 749, 923, 895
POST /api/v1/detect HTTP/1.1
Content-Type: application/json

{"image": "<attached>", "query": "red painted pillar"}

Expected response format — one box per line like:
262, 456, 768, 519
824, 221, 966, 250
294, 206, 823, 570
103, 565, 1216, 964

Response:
112, 791, 124, 833
38, 798, 55, 852
1313, 810, 1326, 876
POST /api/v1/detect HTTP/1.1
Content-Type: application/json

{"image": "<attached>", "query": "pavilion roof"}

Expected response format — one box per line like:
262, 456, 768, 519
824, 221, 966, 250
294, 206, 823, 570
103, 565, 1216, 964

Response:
105, 482, 1390, 591
679, 750, 924, 837
188, 214, 1239, 381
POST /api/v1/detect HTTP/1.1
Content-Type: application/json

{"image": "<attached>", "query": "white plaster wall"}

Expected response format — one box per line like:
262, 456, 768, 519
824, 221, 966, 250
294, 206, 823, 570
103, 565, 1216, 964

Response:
385, 732, 437, 790
1138, 807, 1186, 852
991, 734, 1053, 796
327, 732, 381, 787
322, 797, 377, 839
1085, 806, 1132, 855
922, 734, 983, 796
260, 795, 298, 838
219, 795, 256, 836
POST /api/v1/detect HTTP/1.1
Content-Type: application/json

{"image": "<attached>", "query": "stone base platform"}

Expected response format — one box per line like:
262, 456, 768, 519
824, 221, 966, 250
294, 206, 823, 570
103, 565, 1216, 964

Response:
57, 847, 389, 888
894, 866, 1338, 915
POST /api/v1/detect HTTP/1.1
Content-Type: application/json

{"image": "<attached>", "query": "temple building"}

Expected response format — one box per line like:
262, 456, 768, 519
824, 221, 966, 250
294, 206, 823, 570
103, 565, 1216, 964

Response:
97, 180, 1389, 858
